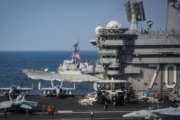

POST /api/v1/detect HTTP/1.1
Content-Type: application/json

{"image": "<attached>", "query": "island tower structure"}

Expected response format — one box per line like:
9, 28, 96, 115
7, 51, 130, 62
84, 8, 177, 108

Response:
91, 0, 180, 99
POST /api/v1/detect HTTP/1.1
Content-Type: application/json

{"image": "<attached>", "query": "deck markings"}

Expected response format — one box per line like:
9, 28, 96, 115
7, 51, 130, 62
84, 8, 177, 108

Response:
57, 110, 130, 114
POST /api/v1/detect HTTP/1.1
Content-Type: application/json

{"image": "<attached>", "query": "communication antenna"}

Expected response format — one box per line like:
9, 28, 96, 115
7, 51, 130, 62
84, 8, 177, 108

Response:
146, 20, 153, 32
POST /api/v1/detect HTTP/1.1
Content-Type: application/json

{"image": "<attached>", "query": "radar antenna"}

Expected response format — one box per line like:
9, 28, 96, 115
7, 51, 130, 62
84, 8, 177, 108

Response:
146, 20, 153, 33
125, 0, 146, 33
73, 42, 79, 53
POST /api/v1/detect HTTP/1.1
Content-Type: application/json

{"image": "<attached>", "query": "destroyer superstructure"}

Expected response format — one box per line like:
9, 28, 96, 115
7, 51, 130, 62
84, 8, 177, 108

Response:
58, 43, 94, 75
91, 0, 180, 100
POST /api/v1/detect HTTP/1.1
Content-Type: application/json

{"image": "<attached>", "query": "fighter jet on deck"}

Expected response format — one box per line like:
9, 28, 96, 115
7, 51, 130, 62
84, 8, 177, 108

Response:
123, 106, 180, 119
0, 93, 38, 111
38, 80, 76, 96
0, 84, 38, 112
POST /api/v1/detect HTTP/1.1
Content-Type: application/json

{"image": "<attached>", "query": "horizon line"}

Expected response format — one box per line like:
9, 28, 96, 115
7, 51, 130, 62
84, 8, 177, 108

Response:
0, 49, 98, 52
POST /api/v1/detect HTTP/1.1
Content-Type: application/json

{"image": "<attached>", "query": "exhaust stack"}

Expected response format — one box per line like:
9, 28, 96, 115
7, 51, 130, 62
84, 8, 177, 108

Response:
166, 0, 179, 33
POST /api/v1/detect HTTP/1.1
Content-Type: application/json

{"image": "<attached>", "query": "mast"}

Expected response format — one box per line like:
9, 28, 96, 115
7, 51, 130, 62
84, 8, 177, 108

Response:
72, 42, 79, 64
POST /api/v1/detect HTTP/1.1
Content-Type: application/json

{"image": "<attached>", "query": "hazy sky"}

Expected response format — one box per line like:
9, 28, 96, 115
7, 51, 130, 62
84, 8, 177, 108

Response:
0, 0, 179, 51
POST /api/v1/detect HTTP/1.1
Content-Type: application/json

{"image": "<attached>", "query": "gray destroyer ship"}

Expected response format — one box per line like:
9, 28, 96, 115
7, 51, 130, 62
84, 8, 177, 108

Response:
23, 43, 100, 82
90, 0, 180, 101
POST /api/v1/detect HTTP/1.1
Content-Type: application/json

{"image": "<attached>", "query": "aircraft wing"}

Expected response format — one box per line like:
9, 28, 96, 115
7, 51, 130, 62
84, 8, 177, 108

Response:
61, 87, 75, 90
20, 104, 32, 110
0, 87, 32, 92
158, 110, 180, 116
21, 101, 38, 110
40, 88, 56, 90
40, 87, 75, 91
17, 88, 33, 91
0, 88, 10, 91
23, 69, 102, 82
152, 107, 180, 117
123, 109, 158, 119
123, 106, 180, 119
0, 101, 12, 110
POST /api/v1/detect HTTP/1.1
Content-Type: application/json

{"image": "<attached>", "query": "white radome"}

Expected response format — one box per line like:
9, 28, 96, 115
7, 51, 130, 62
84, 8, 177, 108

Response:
106, 20, 121, 29
95, 26, 103, 34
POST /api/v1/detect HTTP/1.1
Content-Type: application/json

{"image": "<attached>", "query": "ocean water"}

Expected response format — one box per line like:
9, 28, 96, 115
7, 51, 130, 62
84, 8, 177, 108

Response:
0, 51, 97, 95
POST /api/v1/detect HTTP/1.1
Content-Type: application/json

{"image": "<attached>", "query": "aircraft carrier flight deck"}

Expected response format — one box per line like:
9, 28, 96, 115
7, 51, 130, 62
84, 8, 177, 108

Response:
0, 95, 171, 120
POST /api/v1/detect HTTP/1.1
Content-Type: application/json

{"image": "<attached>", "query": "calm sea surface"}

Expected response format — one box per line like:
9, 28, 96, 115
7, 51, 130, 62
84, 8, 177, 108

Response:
0, 51, 97, 95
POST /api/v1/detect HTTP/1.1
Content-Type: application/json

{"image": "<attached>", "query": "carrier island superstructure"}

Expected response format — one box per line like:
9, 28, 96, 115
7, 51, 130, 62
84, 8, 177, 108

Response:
90, 0, 180, 100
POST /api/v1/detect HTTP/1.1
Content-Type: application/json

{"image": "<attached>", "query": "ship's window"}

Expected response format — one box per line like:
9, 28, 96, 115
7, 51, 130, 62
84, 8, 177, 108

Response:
154, 82, 158, 85
137, 79, 140, 82
144, 82, 148, 86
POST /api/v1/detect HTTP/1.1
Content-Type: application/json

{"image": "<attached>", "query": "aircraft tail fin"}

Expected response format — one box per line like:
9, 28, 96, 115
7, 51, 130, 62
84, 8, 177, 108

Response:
38, 82, 41, 90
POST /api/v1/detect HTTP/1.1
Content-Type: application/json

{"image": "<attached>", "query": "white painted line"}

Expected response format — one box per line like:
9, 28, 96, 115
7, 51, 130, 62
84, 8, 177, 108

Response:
40, 118, 86, 120
95, 110, 130, 113
59, 117, 121, 120
57, 110, 73, 113
95, 118, 122, 120
55, 110, 131, 114
6, 110, 131, 115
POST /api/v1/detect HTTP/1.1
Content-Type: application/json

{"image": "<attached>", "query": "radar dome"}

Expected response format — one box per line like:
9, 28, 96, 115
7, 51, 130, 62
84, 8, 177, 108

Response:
106, 20, 121, 29
95, 26, 103, 34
